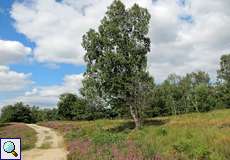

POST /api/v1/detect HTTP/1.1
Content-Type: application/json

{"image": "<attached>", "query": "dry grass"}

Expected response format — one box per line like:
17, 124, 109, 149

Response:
0, 123, 37, 150
38, 142, 52, 149
40, 109, 230, 160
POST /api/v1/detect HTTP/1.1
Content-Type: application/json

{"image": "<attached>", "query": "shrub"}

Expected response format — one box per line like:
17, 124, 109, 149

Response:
173, 139, 192, 153
193, 145, 210, 159
92, 132, 125, 145
0, 102, 34, 123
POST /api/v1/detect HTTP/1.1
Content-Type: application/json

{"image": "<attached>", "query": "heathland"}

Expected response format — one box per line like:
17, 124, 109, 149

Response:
37, 109, 230, 160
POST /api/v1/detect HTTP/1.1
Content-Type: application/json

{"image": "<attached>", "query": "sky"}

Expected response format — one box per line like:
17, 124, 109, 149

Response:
0, 0, 230, 108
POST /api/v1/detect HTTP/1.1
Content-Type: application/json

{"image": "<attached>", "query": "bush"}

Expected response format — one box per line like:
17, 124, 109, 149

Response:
173, 139, 211, 159
0, 102, 34, 123
0, 102, 59, 123
193, 145, 210, 159
173, 139, 192, 153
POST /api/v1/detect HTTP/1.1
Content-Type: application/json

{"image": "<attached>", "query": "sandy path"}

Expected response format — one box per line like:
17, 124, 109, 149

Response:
22, 124, 67, 160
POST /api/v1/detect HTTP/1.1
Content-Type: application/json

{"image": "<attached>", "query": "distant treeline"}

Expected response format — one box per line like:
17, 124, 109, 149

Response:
0, 54, 229, 123
0, 103, 59, 123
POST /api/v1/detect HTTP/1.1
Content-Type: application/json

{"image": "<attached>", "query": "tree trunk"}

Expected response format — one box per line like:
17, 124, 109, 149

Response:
129, 105, 141, 129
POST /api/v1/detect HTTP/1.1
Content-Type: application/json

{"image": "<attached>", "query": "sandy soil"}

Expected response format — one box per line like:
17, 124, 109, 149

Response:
22, 124, 67, 160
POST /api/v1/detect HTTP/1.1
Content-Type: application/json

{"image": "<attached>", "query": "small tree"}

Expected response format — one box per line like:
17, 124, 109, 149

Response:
81, 0, 153, 128
57, 93, 78, 120
218, 54, 230, 84
191, 84, 216, 112
57, 93, 91, 120
217, 54, 230, 107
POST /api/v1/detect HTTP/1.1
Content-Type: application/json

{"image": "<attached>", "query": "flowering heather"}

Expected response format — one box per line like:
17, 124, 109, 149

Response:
40, 110, 230, 160
0, 123, 36, 150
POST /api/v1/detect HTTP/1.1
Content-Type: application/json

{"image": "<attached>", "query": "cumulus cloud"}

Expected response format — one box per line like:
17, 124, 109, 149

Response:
11, 0, 111, 65
11, 0, 230, 81
0, 66, 32, 92
147, 0, 230, 81
8, 74, 83, 107
0, 40, 31, 65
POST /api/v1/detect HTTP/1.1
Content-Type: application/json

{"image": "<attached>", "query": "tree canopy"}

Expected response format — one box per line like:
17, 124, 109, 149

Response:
81, 0, 153, 128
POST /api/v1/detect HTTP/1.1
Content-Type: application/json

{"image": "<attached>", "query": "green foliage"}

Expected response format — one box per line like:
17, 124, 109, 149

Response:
218, 54, 230, 84
216, 83, 230, 108
92, 132, 125, 145
173, 139, 192, 153
44, 108, 59, 121
146, 71, 218, 117
41, 110, 230, 160
193, 145, 210, 159
0, 102, 34, 123
64, 130, 79, 141
217, 54, 230, 107
31, 107, 59, 122
3, 53, 227, 123
139, 142, 157, 159
81, 0, 153, 128
173, 139, 211, 159
191, 84, 216, 112
156, 127, 168, 136
0, 102, 60, 123
57, 93, 79, 120
57, 93, 117, 120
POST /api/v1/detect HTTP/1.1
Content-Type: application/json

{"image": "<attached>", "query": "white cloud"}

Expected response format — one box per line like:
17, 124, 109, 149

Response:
0, 40, 31, 65
11, 0, 111, 65
147, 0, 230, 81
0, 65, 32, 92
9, 74, 83, 107
11, 0, 230, 82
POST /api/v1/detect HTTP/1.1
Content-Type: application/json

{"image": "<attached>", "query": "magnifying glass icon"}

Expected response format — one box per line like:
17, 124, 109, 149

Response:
3, 141, 18, 157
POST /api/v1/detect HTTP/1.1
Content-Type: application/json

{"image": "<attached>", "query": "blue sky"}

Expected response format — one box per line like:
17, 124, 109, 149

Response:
0, 0, 34, 47
0, 0, 86, 107
0, 0, 84, 86
0, 0, 229, 108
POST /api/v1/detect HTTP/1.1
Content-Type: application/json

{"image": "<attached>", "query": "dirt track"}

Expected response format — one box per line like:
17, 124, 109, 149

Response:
22, 124, 67, 160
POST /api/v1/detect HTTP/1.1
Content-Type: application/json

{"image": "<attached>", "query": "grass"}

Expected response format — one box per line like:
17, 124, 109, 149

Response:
39, 109, 230, 160
38, 135, 52, 149
38, 142, 52, 149
0, 123, 37, 150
